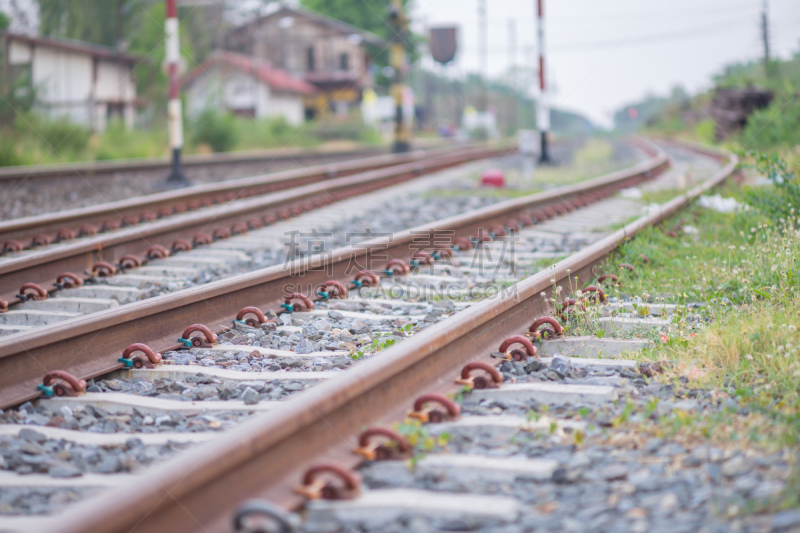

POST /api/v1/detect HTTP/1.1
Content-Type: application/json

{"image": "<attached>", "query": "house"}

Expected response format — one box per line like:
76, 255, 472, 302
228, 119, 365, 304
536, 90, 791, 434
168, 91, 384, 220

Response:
3, 33, 139, 131
182, 50, 316, 126
225, 5, 387, 118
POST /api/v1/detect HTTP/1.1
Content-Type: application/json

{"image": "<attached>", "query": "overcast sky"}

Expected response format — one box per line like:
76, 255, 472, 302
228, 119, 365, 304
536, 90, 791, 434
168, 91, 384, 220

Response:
410, 0, 800, 128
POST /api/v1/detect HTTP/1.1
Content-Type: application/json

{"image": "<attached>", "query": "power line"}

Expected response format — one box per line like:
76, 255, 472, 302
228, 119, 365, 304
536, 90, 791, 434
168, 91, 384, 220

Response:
460, 14, 757, 55
460, 0, 759, 27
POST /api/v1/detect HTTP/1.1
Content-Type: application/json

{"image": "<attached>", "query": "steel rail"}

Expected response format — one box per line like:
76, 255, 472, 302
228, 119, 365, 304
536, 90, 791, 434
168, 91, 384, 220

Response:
0, 142, 665, 408
0, 144, 392, 182
0, 144, 480, 247
39, 139, 734, 533
0, 146, 508, 306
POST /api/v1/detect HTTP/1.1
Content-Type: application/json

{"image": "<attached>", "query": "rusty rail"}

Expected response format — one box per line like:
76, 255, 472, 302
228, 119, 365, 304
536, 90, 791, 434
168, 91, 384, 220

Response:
31, 139, 736, 533
0, 144, 479, 246
0, 145, 508, 305
0, 144, 394, 182
0, 141, 666, 407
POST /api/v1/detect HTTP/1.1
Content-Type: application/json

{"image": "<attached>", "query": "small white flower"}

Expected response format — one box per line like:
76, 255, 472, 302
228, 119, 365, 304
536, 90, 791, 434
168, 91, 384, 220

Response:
745, 354, 753, 361
789, 325, 797, 332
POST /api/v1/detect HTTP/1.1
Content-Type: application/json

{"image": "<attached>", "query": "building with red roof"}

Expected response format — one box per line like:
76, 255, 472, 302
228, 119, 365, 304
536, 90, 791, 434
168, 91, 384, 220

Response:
182, 50, 317, 126
224, 5, 387, 118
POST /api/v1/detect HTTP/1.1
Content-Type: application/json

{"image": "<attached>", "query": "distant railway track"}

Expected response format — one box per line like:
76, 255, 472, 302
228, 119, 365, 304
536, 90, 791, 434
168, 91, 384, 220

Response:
0, 138, 749, 533
0, 144, 502, 309
0, 144, 392, 182
0, 144, 474, 246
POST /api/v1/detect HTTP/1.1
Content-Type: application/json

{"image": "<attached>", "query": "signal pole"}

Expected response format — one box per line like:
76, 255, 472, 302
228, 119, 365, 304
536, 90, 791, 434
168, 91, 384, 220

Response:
165, 0, 187, 183
477, 0, 488, 112
535, 0, 551, 164
761, 0, 771, 77
508, 18, 517, 134
389, 0, 411, 153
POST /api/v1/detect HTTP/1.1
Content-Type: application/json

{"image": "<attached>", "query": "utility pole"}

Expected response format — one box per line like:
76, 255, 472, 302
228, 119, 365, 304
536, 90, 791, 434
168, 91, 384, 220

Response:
508, 18, 517, 135
761, 0, 771, 77
116, 0, 124, 51
477, 0, 488, 112
165, 0, 187, 184
389, 0, 411, 153
535, 0, 551, 164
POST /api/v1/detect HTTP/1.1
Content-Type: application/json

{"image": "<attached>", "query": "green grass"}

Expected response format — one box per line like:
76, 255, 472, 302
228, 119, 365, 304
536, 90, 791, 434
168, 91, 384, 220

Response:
0, 112, 384, 167
546, 176, 800, 509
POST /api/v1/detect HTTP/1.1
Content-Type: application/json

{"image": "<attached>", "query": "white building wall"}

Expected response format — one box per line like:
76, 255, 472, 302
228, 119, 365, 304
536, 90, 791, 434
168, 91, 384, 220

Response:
225, 70, 260, 114
8, 40, 137, 131
31, 47, 93, 125
185, 64, 307, 126
255, 83, 271, 118
268, 95, 304, 126
95, 60, 135, 102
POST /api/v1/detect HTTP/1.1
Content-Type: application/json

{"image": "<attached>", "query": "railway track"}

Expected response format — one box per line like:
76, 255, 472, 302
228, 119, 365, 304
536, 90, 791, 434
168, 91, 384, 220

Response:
0, 144, 506, 322
0, 145, 397, 183
0, 144, 477, 246
0, 138, 747, 532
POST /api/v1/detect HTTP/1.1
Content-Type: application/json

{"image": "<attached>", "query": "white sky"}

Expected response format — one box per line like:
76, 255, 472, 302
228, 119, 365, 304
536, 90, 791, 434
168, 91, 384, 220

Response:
411, 0, 800, 128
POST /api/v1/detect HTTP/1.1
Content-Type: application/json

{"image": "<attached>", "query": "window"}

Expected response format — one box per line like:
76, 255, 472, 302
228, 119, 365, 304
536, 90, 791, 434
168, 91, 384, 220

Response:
307, 47, 315, 72
339, 53, 349, 70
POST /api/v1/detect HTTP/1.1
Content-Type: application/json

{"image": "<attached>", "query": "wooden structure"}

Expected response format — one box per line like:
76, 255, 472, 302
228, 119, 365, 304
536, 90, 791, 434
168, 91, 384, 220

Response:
225, 6, 386, 118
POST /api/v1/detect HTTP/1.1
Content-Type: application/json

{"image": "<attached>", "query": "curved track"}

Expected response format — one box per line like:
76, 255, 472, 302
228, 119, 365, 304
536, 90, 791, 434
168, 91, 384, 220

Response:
0, 139, 743, 533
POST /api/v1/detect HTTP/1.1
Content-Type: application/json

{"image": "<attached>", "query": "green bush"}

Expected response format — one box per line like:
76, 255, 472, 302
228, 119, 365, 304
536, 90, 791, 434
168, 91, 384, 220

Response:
234, 116, 316, 150
18, 115, 92, 156
740, 93, 800, 149
693, 118, 716, 144
94, 119, 167, 160
742, 151, 800, 223
0, 138, 24, 166
308, 116, 381, 143
191, 109, 238, 152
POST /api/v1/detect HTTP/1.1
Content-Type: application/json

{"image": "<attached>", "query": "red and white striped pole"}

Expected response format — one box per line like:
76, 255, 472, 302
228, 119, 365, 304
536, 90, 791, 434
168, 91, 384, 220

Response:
536, 0, 551, 163
165, 0, 186, 183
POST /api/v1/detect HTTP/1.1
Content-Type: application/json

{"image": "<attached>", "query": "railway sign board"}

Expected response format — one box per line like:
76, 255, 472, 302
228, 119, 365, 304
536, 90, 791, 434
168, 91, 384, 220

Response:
429, 27, 457, 65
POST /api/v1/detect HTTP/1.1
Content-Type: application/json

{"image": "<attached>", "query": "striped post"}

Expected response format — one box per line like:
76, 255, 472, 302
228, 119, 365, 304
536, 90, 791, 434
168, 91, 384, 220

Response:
165, 0, 187, 183
389, 0, 410, 153
536, 0, 551, 164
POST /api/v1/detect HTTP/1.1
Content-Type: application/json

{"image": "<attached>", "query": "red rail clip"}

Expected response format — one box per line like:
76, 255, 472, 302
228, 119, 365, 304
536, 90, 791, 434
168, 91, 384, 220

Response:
455, 362, 503, 390
496, 335, 537, 361
235, 307, 267, 328
38, 371, 86, 397
18, 283, 48, 301
118, 343, 162, 369
528, 316, 564, 340
354, 427, 412, 461
408, 393, 461, 423
294, 464, 361, 500
178, 324, 218, 348
54, 272, 83, 290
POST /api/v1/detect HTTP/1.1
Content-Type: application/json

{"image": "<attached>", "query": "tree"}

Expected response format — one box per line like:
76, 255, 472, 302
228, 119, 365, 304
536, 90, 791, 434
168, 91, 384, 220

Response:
38, 0, 122, 47
300, 0, 412, 43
